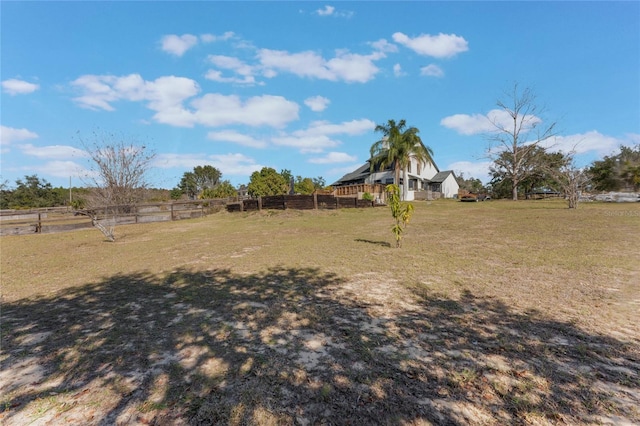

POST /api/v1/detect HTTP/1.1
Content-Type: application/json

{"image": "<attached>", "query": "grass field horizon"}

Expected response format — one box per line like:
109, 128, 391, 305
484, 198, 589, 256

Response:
1, 199, 639, 425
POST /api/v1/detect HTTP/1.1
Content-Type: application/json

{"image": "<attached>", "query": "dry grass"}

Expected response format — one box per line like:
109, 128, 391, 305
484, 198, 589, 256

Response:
1, 199, 638, 425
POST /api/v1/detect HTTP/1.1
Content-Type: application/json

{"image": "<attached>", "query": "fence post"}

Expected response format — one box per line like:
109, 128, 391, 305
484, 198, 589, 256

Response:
313, 192, 318, 210
37, 212, 42, 233
171, 203, 174, 221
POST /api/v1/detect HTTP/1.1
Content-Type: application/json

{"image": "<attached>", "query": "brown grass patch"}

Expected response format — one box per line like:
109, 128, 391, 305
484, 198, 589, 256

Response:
1, 200, 638, 424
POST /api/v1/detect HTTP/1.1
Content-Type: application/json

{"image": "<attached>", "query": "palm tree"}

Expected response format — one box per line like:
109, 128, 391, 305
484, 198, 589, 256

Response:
369, 119, 434, 200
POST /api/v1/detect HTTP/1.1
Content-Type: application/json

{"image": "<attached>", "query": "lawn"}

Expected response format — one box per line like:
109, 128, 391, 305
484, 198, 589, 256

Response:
1, 199, 639, 425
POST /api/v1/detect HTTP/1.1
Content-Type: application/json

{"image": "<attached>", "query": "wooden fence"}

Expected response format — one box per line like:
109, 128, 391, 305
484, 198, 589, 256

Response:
1, 194, 378, 236
0, 199, 231, 236
226, 194, 375, 212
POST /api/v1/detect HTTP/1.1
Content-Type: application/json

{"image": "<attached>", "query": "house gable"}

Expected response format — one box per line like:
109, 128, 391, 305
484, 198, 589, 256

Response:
333, 155, 460, 199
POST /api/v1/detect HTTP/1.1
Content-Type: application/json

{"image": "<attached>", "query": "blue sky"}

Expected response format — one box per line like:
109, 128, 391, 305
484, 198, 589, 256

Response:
2, 1, 639, 189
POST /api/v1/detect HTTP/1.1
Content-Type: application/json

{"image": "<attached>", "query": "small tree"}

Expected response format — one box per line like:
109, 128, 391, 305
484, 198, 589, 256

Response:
178, 165, 222, 199
79, 130, 155, 209
455, 172, 485, 193
543, 152, 590, 209
294, 176, 315, 195
77, 130, 155, 241
247, 167, 289, 197
201, 180, 237, 199
386, 184, 414, 248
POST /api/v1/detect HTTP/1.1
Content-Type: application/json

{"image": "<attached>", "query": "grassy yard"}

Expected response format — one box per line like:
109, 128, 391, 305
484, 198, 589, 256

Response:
1, 199, 638, 425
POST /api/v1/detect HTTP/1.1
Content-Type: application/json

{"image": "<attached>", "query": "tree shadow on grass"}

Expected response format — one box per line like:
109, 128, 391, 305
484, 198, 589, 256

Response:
355, 238, 391, 248
1, 269, 638, 425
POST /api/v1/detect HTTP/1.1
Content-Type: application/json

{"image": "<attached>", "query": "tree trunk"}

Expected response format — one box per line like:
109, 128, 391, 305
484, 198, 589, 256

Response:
402, 167, 409, 201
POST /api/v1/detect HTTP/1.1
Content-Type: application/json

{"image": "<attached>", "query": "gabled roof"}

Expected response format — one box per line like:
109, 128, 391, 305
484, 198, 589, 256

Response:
332, 163, 370, 185
428, 170, 456, 183
333, 157, 447, 186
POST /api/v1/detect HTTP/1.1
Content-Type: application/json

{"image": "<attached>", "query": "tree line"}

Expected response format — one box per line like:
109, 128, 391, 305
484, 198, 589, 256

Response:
0, 167, 327, 210
169, 165, 326, 200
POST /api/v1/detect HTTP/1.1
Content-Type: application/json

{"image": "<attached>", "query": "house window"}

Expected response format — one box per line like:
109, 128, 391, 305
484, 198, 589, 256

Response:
408, 162, 412, 173
385, 178, 394, 184
431, 183, 441, 192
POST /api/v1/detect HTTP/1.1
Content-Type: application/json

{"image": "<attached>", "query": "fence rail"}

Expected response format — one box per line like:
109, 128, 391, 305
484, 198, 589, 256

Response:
1, 194, 378, 236
0, 199, 231, 236
225, 194, 375, 212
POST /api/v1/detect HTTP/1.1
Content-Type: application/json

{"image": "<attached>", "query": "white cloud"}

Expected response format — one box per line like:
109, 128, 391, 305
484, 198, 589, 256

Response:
38, 161, 88, 179
541, 131, 623, 156
440, 109, 540, 136
205, 70, 257, 85
19, 144, 87, 159
1, 126, 38, 146
209, 55, 254, 76
70, 75, 119, 111
271, 134, 339, 153
208, 153, 264, 176
72, 74, 200, 125
304, 96, 330, 112
392, 32, 469, 58
448, 161, 493, 183
191, 94, 299, 128
206, 55, 258, 85
272, 119, 374, 153
440, 112, 494, 135
200, 31, 234, 43
370, 39, 398, 54
145, 76, 202, 127
154, 153, 263, 177
154, 153, 206, 169
420, 64, 444, 78
309, 151, 357, 164
315, 5, 353, 18
304, 119, 375, 136
71, 73, 298, 128
316, 5, 335, 16
393, 64, 406, 77
2, 79, 40, 95
258, 48, 382, 83
207, 130, 267, 148
160, 34, 199, 56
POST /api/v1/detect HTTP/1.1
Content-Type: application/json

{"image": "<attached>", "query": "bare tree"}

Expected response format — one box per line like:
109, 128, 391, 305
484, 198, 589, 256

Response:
487, 84, 558, 200
77, 130, 155, 240
543, 151, 590, 209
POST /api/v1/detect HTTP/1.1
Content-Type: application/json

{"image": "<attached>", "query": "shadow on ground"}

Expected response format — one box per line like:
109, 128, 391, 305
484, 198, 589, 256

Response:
1, 268, 638, 425
354, 239, 391, 248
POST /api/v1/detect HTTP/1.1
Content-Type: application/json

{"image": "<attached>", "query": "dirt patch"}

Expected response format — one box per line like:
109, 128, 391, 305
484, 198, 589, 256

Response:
1, 267, 638, 425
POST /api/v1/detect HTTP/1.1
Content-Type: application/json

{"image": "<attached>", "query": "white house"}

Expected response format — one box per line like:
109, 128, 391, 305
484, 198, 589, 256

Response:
332, 156, 459, 200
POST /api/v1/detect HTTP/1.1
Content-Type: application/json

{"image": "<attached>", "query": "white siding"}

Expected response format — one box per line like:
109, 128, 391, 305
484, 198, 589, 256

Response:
440, 174, 460, 198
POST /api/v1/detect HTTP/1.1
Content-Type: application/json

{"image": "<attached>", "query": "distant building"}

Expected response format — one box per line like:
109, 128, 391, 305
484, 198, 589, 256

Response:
332, 156, 459, 200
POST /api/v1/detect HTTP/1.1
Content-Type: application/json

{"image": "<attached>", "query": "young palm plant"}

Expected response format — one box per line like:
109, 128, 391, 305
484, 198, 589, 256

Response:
386, 184, 414, 248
